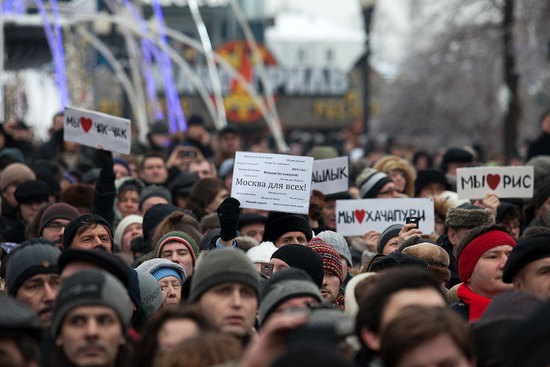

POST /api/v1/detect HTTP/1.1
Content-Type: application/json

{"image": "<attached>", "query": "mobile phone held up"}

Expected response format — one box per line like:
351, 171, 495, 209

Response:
405, 217, 419, 229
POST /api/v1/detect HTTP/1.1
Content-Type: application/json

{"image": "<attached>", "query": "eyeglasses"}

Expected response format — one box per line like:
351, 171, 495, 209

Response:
45, 222, 67, 232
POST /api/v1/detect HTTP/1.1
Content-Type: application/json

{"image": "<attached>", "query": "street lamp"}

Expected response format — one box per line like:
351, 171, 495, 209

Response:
358, 0, 376, 137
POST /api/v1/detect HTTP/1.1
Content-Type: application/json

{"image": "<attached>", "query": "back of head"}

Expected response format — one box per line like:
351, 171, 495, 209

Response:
270, 244, 324, 287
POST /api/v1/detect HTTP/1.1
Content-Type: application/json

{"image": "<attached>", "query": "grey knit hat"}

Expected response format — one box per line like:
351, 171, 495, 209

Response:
377, 224, 403, 253
136, 258, 187, 285
139, 185, 172, 211
6, 241, 61, 296
317, 230, 352, 267
135, 268, 164, 316
189, 248, 260, 302
52, 269, 131, 336
445, 205, 494, 229
259, 268, 322, 325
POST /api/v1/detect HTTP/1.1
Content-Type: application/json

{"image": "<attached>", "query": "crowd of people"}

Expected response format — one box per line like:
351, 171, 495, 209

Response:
1, 110, 550, 367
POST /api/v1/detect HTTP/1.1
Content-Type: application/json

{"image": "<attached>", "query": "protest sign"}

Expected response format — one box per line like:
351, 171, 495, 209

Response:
336, 198, 434, 236
64, 106, 131, 154
311, 156, 349, 195
456, 166, 534, 199
231, 151, 314, 214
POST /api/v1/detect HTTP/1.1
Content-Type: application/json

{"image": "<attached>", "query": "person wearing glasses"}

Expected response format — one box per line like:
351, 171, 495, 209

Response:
38, 202, 79, 249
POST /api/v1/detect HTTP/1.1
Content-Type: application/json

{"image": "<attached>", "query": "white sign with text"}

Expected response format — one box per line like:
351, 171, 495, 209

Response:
311, 156, 349, 195
64, 106, 131, 154
336, 198, 434, 236
231, 151, 314, 214
456, 166, 534, 199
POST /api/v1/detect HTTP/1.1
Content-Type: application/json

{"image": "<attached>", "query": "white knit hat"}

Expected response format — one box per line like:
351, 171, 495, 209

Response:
246, 241, 277, 263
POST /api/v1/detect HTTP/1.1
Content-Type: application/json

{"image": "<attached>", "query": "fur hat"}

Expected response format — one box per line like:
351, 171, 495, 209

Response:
271, 244, 324, 287
373, 155, 417, 197
370, 252, 427, 272
445, 205, 495, 229
401, 243, 451, 284
356, 168, 393, 199
0, 163, 35, 191
52, 269, 131, 336
60, 184, 94, 211
262, 212, 312, 244
189, 248, 259, 302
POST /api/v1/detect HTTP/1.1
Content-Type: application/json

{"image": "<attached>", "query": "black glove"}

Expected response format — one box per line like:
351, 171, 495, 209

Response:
217, 197, 241, 241
94, 149, 115, 181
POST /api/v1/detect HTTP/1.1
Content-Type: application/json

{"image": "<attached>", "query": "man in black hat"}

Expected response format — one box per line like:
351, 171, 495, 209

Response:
62, 214, 114, 253
503, 232, 550, 301
262, 212, 313, 248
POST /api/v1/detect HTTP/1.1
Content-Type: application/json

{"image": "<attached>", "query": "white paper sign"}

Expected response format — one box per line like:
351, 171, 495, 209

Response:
231, 151, 314, 214
456, 166, 534, 199
64, 106, 131, 154
336, 198, 434, 236
311, 156, 349, 195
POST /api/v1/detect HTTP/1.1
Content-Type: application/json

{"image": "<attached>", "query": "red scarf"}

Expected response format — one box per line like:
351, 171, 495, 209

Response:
457, 283, 491, 322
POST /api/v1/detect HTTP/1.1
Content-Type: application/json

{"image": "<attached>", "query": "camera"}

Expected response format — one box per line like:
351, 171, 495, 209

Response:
179, 150, 197, 158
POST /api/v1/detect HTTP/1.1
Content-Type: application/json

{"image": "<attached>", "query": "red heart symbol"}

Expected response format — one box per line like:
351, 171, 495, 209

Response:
80, 117, 92, 133
355, 209, 366, 224
487, 174, 500, 190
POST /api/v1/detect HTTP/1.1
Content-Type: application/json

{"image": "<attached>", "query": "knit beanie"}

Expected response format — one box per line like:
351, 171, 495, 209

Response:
142, 203, 181, 244
113, 158, 132, 176
114, 214, 143, 247
137, 258, 186, 286
356, 168, 393, 199
271, 244, 324, 287
259, 268, 323, 325
414, 169, 450, 197
262, 212, 312, 243
6, 240, 61, 296
307, 238, 344, 284
169, 172, 200, 198
440, 148, 474, 173
139, 185, 172, 211
199, 213, 220, 233
377, 224, 403, 253
0, 295, 42, 341
457, 230, 516, 282
13, 180, 49, 204
62, 214, 113, 249
445, 205, 495, 230
0, 163, 35, 191
135, 269, 164, 316
38, 202, 80, 236
52, 269, 131, 336
503, 233, 550, 283
155, 231, 199, 264
247, 241, 278, 263
189, 248, 259, 302
317, 230, 352, 267
115, 177, 145, 196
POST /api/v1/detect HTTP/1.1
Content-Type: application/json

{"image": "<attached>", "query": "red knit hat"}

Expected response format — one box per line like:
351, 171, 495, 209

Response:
458, 230, 516, 282
307, 237, 343, 284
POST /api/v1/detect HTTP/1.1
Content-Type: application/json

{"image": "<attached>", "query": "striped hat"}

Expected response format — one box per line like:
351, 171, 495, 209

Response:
307, 237, 343, 284
155, 231, 199, 264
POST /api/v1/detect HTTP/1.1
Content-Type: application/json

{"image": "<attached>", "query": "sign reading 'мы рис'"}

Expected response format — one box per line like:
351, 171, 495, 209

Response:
231, 151, 314, 215
456, 166, 534, 199
336, 198, 435, 236
64, 106, 131, 155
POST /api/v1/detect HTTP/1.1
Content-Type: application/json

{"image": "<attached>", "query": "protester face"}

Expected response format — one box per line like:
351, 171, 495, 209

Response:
513, 257, 550, 301
157, 318, 200, 353
196, 283, 257, 338
141, 196, 170, 215
240, 223, 264, 243
188, 161, 213, 179
381, 237, 399, 256
16, 273, 60, 328
377, 182, 400, 198
320, 270, 341, 303
159, 276, 182, 309
55, 305, 125, 367
220, 132, 241, 155
205, 189, 229, 214
42, 219, 70, 249
502, 218, 521, 241
321, 200, 337, 230
395, 334, 474, 367
117, 190, 140, 218
121, 223, 142, 255
467, 245, 513, 299
159, 241, 194, 276
140, 157, 168, 185
274, 231, 308, 247
71, 224, 112, 252
20, 200, 47, 223
388, 169, 407, 194
417, 182, 446, 198
113, 163, 130, 179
